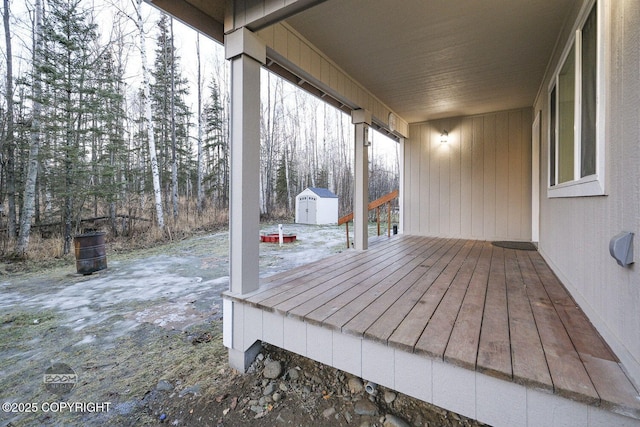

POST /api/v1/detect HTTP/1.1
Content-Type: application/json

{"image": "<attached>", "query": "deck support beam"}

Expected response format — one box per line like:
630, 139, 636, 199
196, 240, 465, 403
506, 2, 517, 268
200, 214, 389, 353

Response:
225, 28, 265, 371
352, 109, 371, 250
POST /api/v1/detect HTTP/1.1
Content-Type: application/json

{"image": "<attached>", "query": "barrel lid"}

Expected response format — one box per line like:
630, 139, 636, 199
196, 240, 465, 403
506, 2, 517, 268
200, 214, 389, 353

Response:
74, 231, 106, 238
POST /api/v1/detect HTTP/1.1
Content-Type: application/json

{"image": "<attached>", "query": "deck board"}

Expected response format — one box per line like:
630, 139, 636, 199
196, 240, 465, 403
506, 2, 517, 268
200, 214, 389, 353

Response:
249, 237, 410, 307
443, 242, 492, 370
311, 237, 447, 330
300, 238, 436, 326
517, 250, 599, 404
364, 239, 467, 344
284, 237, 428, 318
225, 235, 640, 417
528, 251, 617, 361
476, 246, 512, 380
342, 238, 457, 337
403, 242, 482, 357
506, 250, 553, 389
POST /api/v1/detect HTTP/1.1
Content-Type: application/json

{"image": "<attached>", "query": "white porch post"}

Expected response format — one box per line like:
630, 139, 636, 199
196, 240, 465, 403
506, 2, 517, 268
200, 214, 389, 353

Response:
224, 28, 265, 372
352, 109, 371, 250
225, 28, 265, 296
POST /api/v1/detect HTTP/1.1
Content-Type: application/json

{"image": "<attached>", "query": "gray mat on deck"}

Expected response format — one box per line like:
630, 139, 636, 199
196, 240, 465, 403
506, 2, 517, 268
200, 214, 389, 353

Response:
491, 241, 537, 251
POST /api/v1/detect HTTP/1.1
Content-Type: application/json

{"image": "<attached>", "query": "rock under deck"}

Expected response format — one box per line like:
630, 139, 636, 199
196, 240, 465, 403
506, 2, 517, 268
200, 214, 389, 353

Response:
225, 235, 640, 422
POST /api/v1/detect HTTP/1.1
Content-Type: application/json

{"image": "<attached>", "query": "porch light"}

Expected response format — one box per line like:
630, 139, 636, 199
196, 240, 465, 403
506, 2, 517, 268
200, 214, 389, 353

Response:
440, 130, 449, 144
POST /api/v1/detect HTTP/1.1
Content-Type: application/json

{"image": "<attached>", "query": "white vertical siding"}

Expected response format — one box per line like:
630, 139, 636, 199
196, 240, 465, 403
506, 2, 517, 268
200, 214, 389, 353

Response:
404, 108, 533, 241
535, 0, 640, 387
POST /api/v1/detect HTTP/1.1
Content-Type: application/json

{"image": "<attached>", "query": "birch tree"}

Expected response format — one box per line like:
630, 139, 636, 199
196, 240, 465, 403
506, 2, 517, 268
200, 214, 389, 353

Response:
196, 33, 203, 213
169, 17, 178, 220
135, 0, 163, 228
3, 0, 16, 238
15, 0, 43, 256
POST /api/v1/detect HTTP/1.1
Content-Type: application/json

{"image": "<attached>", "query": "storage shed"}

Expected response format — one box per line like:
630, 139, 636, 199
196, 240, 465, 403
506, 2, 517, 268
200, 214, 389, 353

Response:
295, 187, 338, 225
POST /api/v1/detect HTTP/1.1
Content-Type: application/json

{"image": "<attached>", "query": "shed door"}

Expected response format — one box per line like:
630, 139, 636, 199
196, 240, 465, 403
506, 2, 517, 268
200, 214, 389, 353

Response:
297, 196, 317, 224
307, 196, 317, 224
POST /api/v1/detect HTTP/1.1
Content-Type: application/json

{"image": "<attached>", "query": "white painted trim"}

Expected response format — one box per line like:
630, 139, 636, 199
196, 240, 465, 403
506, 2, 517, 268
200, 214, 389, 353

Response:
398, 137, 405, 234
547, 173, 605, 198
223, 299, 233, 348
353, 114, 370, 250
352, 108, 372, 125
532, 111, 541, 242
228, 41, 263, 295
546, 0, 608, 198
227, 300, 640, 426
225, 27, 266, 63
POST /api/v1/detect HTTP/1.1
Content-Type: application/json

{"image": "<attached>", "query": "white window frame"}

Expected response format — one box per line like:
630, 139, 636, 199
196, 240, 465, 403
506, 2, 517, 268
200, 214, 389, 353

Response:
547, 0, 607, 198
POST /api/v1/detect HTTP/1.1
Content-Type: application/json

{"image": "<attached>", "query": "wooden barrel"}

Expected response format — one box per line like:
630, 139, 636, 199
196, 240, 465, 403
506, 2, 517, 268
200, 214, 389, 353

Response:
74, 232, 107, 275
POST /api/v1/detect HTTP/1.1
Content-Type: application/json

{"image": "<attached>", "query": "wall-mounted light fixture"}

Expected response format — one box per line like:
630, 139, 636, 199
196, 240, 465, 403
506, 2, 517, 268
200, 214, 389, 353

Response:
440, 130, 449, 144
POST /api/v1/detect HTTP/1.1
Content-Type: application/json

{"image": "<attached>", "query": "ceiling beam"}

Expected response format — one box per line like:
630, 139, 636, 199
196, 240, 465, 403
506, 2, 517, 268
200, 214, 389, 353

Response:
146, 0, 225, 43
228, 0, 328, 33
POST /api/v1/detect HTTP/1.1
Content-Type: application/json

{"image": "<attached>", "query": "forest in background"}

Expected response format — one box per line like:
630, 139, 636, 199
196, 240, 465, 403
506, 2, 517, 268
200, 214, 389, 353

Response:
0, 0, 399, 259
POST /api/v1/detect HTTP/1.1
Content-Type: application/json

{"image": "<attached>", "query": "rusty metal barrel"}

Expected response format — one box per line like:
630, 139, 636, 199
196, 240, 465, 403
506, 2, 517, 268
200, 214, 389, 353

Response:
73, 232, 107, 275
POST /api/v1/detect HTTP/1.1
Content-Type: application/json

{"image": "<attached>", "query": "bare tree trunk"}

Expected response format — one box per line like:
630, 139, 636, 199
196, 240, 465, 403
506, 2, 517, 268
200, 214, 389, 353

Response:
136, 0, 164, 228
15, 0, 42, 256
3, 0, 16, 239
170, 17, 178, 220
196, 33, 204, 214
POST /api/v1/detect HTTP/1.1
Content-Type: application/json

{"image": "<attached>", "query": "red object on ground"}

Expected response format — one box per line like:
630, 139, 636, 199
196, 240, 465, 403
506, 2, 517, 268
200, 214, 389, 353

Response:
260, 233, 296, 243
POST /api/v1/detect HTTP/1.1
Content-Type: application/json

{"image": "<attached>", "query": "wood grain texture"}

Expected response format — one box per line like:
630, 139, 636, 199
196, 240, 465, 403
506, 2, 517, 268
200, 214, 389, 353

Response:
226, 236, 640, 415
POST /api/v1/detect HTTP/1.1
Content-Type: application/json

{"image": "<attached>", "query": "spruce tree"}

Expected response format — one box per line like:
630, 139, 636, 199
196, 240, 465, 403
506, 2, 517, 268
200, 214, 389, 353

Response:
37, 0, 101, 254
150, 14, 190, 218
203, 78, 228, 209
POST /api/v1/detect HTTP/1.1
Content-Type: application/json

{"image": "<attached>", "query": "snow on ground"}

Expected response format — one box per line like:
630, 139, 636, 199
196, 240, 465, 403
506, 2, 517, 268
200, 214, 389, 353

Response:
1, 223, 351, 334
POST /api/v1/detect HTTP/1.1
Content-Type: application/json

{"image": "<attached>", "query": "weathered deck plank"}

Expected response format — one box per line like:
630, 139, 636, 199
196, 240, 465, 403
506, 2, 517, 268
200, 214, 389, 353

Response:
226, 236, 640, 418
282, 237, 428, 318
363, 239, 467, 344
443, 242, 492, 370
506, 250, 553, 390
517, 250, 599, 404
340, 238, 457, 337
249, 236, 413, 307
528, 251, 617, 361
408, 242, 482, 358
476, 246, 512, 380
311, 237, 448, 329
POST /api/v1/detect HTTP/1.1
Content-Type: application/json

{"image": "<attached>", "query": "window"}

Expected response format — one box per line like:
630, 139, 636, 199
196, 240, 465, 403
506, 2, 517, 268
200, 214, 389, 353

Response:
548, 1, 604, 197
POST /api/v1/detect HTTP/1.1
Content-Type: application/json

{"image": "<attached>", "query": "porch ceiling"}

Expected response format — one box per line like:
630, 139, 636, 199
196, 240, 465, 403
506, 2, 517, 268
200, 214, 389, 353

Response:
285, 0, 576, 123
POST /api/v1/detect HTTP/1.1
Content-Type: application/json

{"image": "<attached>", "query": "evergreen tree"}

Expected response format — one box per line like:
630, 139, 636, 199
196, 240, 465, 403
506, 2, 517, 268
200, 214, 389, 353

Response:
203, 77, 228, 209
37, 0, 101, 254
275, 152, 296, 211
150, 14, 191, 217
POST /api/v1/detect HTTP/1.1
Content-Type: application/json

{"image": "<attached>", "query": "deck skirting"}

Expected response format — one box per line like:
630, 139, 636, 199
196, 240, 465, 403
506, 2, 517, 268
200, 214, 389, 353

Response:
223, 301, 640, 427
223, 236, 640, 426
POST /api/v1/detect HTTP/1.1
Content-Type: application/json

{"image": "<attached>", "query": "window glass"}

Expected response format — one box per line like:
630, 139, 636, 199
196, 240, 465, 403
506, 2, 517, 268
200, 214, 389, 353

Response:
558, 44, 575, 184
581, 6, 597, 177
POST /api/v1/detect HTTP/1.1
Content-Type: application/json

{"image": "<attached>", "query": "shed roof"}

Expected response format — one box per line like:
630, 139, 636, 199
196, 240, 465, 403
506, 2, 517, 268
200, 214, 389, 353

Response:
304, 187, 338, 198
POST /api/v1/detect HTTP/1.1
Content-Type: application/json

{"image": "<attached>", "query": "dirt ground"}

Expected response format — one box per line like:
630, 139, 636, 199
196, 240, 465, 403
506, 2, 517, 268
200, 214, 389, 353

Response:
0, 224, 486, 427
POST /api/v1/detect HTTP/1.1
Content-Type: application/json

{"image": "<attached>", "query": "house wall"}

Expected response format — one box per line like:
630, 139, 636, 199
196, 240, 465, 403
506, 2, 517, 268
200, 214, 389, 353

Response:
534, 0, 640, 386
404, 108, 532, 241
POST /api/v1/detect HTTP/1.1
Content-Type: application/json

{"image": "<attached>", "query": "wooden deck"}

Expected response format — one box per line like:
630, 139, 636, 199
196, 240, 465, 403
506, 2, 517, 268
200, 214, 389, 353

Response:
225, 235, 640, 422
